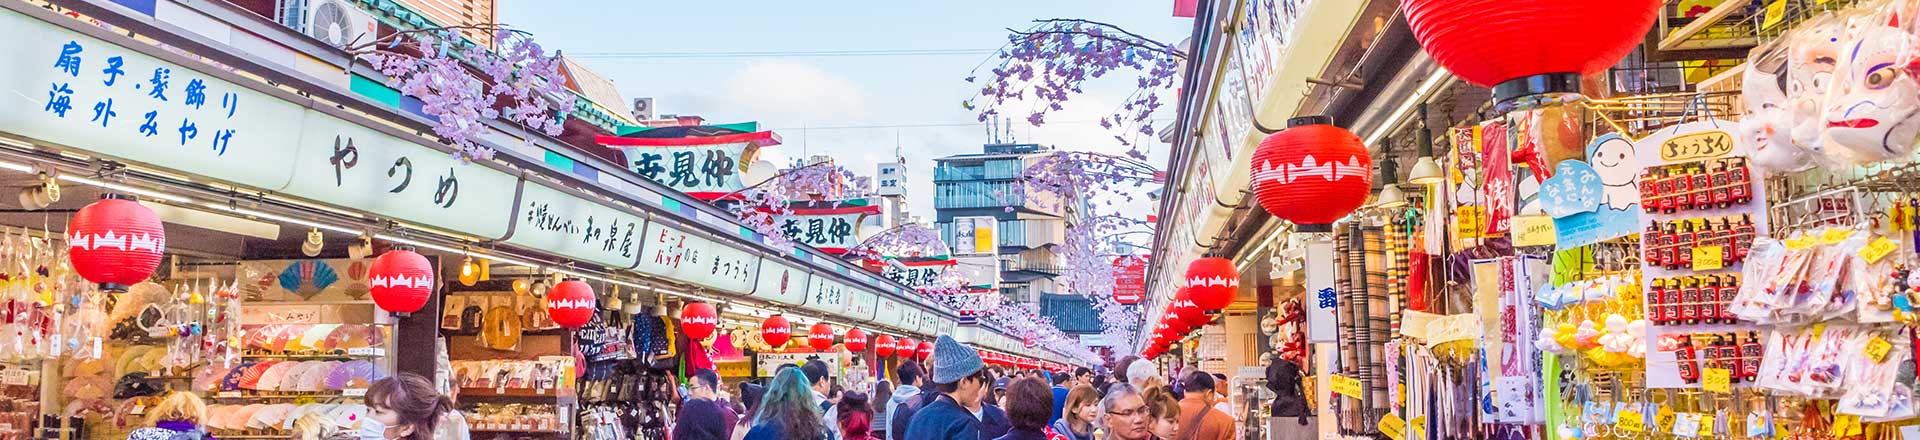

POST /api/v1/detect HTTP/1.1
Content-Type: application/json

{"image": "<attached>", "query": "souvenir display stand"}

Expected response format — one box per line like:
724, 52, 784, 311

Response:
441, 277, 575, 440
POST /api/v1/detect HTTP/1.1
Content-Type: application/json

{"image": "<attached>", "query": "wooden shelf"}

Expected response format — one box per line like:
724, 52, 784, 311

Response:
459, 387, 566, 399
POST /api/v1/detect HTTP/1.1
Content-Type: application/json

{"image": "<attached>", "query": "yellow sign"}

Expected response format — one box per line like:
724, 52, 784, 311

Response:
1657, 406, 1677, 432
1762, 0, 1788, 28
1456, 206, 1486, 239
1822, 228, 1855, 244
716, 360, 751, 378
1410, 416, 1428, 436
1832, 414, 1862, 437
1700, 415, 1717, 437
1692, 246, 1725, 271
1866, 336, 1893, 363
1378, 414, 1408, 440
1330, 374, 1363, 400
1702, 368, 1732, 394
1786, 235, 1816, 250
1617, 410, 1646, 432
1861, 237, 1899, 264
1658, 130, 1737, 162
1514, 215, 1556, 247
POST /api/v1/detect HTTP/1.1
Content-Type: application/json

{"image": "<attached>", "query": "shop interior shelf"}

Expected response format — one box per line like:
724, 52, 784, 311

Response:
458, 387, 564, 399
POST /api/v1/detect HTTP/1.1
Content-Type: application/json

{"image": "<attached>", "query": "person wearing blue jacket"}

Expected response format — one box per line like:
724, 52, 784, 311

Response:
900, 336, 989, 440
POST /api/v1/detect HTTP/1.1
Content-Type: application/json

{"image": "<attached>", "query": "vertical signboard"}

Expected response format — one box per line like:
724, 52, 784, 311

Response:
1304, 238, 1338, 342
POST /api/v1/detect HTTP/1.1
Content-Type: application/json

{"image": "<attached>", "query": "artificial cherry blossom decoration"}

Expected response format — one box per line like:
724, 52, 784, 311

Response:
67, 194, 166, 292
355, 27, 576, 162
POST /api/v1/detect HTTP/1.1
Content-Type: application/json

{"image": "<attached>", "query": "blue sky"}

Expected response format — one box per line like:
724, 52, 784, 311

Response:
499, 0, 1191, 221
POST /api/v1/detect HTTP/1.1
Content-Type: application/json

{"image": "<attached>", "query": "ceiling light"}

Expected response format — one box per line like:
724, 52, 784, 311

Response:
301, 228, 324, 257
458, 256, 479, 286
16, 174, 58, 210
1374, 185, 1408, 208
1407, 156, 1444, 184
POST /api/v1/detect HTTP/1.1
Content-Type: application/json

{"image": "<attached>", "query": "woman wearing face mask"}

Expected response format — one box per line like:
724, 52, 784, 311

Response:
364, 373, 467, 440
1046, 385, 1099, 440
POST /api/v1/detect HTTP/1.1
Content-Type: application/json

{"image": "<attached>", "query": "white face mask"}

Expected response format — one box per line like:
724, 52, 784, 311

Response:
356, 417, 387, 440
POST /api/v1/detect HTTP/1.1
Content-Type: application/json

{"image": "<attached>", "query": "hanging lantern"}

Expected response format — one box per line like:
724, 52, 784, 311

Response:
1250, 116, 1372, 233
874, 334, 895, 357
808, 323, 835, 351
844, 328, 867, 352
896, 338, 917, 358
366, 248, 433, 314
1403, 0, 1658, 102
545, 279, 596, 329
1184, 257, 1238, 310
1172, 293, 1210, 328
67, 194, 166, 292
915, 341, 934, 360
1019, 358, 1039, 369
761, 315, 793, 347
680, 302, 718, 340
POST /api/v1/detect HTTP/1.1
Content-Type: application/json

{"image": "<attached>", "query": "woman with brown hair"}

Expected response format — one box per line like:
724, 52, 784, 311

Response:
1047, 385, 1099, 440
1139, 386, 1181, 440
364, 373, 468, 440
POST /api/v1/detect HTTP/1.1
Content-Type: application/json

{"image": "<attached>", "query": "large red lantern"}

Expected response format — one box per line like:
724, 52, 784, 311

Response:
1018, 358, 1039, 369
367, 248, 433, 314
1403, 0, 1658, 101
1172, 293, 1210, 328
874, 334, 895, 357
761, 315, 792, 347
679, 302, 717, 340
844, 329, 868, 352
915, 341, 934, 360
545, 279, 596, 329
808, 323, 835, 351
1250, 116, 1371, 232
67, 195, 166, 292
896, 338, 917, 358
1185, 257, 1238, 310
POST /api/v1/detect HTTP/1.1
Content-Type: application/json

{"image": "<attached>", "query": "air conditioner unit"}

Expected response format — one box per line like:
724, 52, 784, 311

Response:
304, 0, 376, 48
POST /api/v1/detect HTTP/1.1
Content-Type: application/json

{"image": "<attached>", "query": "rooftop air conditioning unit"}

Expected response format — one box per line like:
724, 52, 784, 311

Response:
304, 0, 376, 48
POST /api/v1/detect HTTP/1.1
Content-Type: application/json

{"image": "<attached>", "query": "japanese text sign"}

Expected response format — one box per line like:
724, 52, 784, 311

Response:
634, 222, 760, 294
507, 182, 648, 270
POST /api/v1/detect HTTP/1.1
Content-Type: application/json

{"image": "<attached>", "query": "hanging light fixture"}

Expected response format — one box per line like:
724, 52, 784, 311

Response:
1375, 185, 1408, 208
458, 256, 479, 286
300, 228, 324, 257
1407, 103, 1445, 184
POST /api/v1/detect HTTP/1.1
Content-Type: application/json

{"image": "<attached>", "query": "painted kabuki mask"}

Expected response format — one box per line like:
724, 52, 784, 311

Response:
1821, 9, 1920, 164
1787, 14, 1847, 152
1741, 38, 1815, 172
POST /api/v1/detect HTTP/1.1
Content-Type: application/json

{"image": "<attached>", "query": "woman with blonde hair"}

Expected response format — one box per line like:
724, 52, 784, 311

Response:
290, 412, 357, 440
125, 391, 210, 440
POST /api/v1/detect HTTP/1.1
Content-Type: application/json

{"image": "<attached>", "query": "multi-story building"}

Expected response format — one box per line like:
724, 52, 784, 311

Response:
933, 144, 1098, 334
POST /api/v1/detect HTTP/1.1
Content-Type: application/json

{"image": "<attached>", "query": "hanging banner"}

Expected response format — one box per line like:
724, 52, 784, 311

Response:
605, 142, 755, 199
843, 289, 879, 322
1304, 239, 1338, 343
782, 198, 881, 254
288, 114, 519, 240
505, 181, 647, 270
1480, 120, 1515, 237
874, 298, 906, 329
1540, 133, 1642, 248
634, 222, 760, 294
881, 257, 955, 290
751, 259, 809, 306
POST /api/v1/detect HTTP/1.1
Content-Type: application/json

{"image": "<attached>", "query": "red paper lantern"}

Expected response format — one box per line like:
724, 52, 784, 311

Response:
844, 328, 868, 352
761, 315, 793, 347
366, 249, 433, 314
896, 338, 916, 357
874, 334, 896, 357
545, 280, 596, 329
67, 195, 166, 292
808, 323, 835, 351
1250, 117, 1372, 233
915, 341, 934, 360
1185, 257, 1238, 310
1403, 0, 1658, 101
679, 302, 717, 340
1171, 293, 1210, 328
1018, 358, 1039, 369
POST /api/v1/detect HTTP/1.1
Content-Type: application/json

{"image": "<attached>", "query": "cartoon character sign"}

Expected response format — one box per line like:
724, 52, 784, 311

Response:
1741, 39, 1817, 172
1588, 135, 1641, 211
1821, 11, 1920, 164
1787, 13, 1847, 153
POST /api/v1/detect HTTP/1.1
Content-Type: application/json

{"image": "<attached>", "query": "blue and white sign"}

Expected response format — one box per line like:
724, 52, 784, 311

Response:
1540, 134, 1641, 248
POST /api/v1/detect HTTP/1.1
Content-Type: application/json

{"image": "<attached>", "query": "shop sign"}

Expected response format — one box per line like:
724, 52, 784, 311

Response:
506, 182, 647, 270
950, 216, 999, 256
881, 257, 953, 290
1214, 54, 1256, 162
287, 113, 519, 240
1112, 256, 1148, 304
801, 275, 851, 315
715, 360, 751, 378
1235, 0, 1311, 107
750, 259, 809, 306
755, 352, 839, 377
609, 142, 751, 198
897, 306, 922, 334
1303, 239, 1338, 342
782, 198, 880, 253
1540, 133, 1642, 247
842, 288, 878, 321
873, 297, 906, 328
634, 222, 760, 294
0, 9, 303, 192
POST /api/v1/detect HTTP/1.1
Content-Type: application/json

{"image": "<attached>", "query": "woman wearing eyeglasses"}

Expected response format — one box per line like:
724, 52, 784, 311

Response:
1097, 384, 1153, 440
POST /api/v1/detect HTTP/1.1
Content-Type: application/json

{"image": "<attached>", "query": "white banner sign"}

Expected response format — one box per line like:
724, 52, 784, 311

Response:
613, 143, 750, 197
754, 352, 839, 378
842, 289, 878, 322
286, 114, 519, 240
634, 222, 760, 294
801, 275, 851, 315
750, 259, 809, 306
506, 182, 647, 269
1304, 239, 1338, 343
874, 298, 905, 329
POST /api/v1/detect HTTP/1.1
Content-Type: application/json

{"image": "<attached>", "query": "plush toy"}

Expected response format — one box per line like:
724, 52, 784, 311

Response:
1598, 314, 1633, 353
1742, 38, 1816, 173
1535, 326, 1570, 354
1574, 320, 1604, 349
1820, 10, 1920, 165
1552, 323, 1580, 352
1624, 319, 1649, 359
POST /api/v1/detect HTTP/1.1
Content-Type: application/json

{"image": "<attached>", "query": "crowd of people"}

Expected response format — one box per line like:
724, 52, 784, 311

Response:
119, 335, 1238, 440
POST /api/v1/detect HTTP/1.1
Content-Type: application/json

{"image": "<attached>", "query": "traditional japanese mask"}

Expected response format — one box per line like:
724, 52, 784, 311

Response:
1787, 14, 1847, 152
1742, 39, 1816, 172
1821, 12, 1920, 164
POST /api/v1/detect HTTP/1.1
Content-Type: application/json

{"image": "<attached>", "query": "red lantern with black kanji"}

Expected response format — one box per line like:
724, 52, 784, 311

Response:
761, 315, 793, 347
844, 328, 867, 352
679, 302, 717, 340
1185, 257, 1238, 310
874, 334, 895, 357
808, 323, 835, 351
896, 337, 916, 357
1403, 0, 1657, 101
67, 195, 166, 292
915, 341, 934, 360
366, 248, 433, 314
1250, 117, 1371, 233
545, 279, 596, 329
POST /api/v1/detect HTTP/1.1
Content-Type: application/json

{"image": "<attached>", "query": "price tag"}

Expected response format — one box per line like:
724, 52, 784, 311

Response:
1762, 0, 1787, 28
1409, 416, 1428, 435
342, 388, 367, 397
1832, 414, 1861, 437
1860, 237, 1899, 264
1617, 410, 1646, 432
1692, 246, 1725, 271
1702, 368, 1732, 394
1657, 406, 1677, 432
1822, 228, 1855, 244
0, 369, 30, 386
1378, 414, 1408, 440
347, 347, 385, 356
1786, 235, 1816, 250
1866, 336, 1893, 363
1700, 415, 1717, 437
1330, 374, 1363, 400
1747, 411, 1774, 438
1673, 413, 1701, 437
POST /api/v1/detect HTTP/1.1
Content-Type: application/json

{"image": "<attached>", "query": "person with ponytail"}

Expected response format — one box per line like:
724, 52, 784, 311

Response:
364, 373, 468, 440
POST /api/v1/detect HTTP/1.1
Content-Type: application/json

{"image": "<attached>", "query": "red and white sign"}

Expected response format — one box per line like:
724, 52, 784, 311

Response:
1112, 255, 1148, 305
